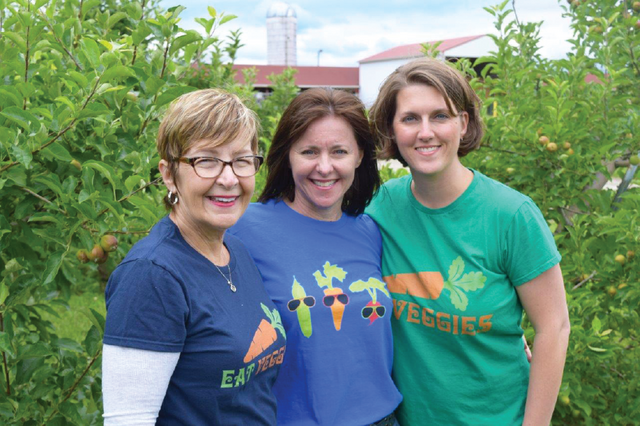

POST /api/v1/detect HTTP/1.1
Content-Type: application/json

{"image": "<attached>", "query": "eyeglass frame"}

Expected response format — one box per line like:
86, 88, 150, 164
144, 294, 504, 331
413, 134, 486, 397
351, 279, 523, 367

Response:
172, 155, 264, 179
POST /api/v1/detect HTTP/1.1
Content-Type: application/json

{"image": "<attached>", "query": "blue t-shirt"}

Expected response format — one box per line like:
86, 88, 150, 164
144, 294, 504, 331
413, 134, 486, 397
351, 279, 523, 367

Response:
230, 200, 402, 426
104, 216, 286, 425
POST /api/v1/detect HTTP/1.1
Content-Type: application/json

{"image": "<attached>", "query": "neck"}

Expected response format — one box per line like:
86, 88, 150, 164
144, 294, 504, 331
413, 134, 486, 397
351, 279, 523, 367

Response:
410, 163, 473, 209
169, 211, 229, 265
285, 198, 342, 222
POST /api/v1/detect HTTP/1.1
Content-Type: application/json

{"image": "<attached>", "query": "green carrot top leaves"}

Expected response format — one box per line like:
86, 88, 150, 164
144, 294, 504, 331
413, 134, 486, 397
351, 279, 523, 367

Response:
443, 257, 487, 312
313, 261, 346, 289
261, 303, 286, 339
349, 278, 390, 303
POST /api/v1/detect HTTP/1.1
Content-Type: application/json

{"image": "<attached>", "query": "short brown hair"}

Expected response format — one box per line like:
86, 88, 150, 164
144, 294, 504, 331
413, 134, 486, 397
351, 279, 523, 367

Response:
157, 89, 259, 208
259, 88, 381, 216
369, 57, 484, 162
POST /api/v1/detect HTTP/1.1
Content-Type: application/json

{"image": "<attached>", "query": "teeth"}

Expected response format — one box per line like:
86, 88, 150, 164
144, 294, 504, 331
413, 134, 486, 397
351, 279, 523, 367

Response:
210, 197, 235, 202
312, 180, 336, 187
417, 146, 439, 153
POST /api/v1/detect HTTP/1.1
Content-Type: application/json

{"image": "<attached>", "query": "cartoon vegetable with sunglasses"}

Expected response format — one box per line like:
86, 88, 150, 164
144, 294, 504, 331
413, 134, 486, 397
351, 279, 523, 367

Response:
314, 262, 348, 331
349, 278, 390, 325
288, 277, 316, 338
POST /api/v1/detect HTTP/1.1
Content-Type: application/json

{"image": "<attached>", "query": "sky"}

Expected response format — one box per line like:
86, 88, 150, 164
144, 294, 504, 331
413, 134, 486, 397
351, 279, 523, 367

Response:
159, 0, 575, 67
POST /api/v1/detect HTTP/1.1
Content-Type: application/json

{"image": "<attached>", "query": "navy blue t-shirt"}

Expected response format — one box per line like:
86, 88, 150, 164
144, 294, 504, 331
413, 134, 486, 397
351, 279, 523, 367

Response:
104, 216, 286, 425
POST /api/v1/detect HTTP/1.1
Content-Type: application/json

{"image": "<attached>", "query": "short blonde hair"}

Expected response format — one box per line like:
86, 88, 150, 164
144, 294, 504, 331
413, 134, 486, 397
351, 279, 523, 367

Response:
157, 89, 259, 208
370, 58, 484, 162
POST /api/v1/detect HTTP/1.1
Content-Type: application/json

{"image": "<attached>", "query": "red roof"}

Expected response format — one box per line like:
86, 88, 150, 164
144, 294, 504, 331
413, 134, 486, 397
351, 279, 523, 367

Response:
233, 65, 359, 89
359, 35, 486, 63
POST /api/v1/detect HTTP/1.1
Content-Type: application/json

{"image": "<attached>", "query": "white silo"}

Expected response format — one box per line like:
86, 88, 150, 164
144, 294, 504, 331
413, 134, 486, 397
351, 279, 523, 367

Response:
267, 2, 297, 66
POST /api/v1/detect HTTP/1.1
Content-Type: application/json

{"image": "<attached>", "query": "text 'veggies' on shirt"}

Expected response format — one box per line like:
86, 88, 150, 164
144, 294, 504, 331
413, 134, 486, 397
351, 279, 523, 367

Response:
366, 171, 561, 426
230, 200, 402, 426
104, 216, 286, 425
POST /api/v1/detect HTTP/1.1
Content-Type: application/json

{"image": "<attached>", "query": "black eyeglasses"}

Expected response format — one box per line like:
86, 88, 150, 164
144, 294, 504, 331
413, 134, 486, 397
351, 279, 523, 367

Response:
323, 293, 349, 307
361, 305, 386, 319
287, 296, 316, 311
173, 155, 263, 178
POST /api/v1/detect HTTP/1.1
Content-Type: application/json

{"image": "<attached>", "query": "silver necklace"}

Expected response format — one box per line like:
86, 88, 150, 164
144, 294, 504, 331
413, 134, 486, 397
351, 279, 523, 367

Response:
214, 263, 236, 292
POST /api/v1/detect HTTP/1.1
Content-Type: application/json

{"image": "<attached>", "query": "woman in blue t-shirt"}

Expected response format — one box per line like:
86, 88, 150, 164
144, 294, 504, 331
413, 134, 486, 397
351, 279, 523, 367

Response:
102, 89, 286, 425
366, 57, 570, 425
230, 88, 402, 425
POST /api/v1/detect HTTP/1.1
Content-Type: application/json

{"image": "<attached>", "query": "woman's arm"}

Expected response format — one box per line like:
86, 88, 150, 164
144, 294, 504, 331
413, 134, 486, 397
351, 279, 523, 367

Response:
515, 264, 570, 426
102, 344, 180, 425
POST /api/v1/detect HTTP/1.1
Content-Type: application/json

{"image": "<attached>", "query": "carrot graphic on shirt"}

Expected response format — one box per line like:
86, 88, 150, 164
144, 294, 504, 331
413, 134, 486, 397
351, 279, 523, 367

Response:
443, 257, 486, 311
243, 303, 286, 363
314, 261, 348, 331
349, 278, 390, 325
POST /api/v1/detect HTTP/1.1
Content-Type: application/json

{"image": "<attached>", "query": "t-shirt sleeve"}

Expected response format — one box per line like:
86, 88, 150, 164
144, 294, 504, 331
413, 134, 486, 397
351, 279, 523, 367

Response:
503, 199, 561, 286
104, 259, 188, 352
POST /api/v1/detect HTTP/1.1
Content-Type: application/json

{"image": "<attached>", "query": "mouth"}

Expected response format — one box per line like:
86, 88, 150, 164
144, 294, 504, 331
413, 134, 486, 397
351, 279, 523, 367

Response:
311, 179, 337, 188
207, 196, 239, 206
416, 145, 441, 154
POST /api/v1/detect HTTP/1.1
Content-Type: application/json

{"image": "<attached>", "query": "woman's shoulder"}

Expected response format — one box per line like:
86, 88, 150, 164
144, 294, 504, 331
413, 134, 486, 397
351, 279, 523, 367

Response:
473, 171, 535, 214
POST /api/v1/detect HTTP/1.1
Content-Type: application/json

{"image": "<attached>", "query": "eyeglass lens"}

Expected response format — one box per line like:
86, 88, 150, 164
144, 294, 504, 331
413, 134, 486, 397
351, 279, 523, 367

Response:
323, 293, 349, 307
195, 157, 261, 178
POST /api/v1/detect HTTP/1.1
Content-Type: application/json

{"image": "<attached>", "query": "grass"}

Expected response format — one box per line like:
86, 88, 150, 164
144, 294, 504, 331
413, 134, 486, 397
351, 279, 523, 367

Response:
43, 291, 107, 342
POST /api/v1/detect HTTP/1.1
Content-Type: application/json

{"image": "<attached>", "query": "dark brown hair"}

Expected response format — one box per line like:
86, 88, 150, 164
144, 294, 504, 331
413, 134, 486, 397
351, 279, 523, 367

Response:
369, 57, 484, 163
259, 87, 381, 216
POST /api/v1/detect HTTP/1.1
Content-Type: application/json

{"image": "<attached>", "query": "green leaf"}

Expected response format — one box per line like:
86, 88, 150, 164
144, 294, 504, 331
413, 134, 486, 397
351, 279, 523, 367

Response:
447, 257, 465, 282
454, 271, 487, 291
0, 106, 39, 132
42, 250, 66, 285
54, 96, 76, 112
591, 316, 602, 333
80, 38, 101, 68
0, 281, 9, 305
156, 86, 198, 108
207, 6, 217, 17
9, 144, 33, 168
169, 32, 202, 56
107, 11, 128, 29
587, 345, 606, 353
53, 338, 84, 353
3, 31, 26, 51
0, 332, 13, 357
84, 325, 102, 356
144, 76, 165, 96
124, 175, 144, 192
83, 160, 118, 197
101, 65, 136, 82
43, 142, 73, 162
219, 14, 238, 25
19, 342, 51, 360
445, 282, 469, 311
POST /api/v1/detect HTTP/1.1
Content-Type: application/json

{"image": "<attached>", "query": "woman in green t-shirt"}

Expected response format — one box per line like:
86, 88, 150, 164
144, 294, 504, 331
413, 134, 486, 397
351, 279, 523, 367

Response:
366, 57, 570, 425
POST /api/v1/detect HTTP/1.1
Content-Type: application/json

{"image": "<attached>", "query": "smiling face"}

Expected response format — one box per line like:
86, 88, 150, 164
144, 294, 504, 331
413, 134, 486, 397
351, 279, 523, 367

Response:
392, 84, 469, 180
288, 115, 363, 221
159, 137, 256, 239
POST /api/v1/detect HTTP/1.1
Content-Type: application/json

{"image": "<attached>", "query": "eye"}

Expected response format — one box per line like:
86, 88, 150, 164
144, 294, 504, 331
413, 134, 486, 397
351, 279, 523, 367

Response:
300, 149, 316, 156
401, 115, 417, 123
434, 113, 450, 120
194, 157, 219, 168
334, 148, 349, 155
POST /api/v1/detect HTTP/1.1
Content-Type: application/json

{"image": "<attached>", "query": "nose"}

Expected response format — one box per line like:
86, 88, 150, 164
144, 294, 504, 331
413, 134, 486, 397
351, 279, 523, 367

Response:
417, 119, 434, 140
315, 153, 334, 175
215, 162, 239, 188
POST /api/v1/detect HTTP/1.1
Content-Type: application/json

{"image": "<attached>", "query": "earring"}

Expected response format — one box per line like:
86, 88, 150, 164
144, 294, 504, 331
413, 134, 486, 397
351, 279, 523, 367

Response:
168, 191, 179, 205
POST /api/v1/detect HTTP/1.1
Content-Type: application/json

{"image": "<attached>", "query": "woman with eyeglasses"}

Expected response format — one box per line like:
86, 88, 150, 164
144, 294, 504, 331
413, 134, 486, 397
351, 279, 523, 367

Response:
102, 89, 286, 425
230, 88, 402, 425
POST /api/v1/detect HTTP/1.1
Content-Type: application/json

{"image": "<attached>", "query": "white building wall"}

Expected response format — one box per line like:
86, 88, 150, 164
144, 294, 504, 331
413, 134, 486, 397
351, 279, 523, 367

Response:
359, 58, 415, 107
445, 36, 494, 59
267, 17, 297, 66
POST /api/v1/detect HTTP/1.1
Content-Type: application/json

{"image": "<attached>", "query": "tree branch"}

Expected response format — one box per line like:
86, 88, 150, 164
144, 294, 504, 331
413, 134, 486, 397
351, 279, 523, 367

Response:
0, 313, 10, 396
38, 10, 83, 71
0, 75, 101, 174
572, 270, 596, 290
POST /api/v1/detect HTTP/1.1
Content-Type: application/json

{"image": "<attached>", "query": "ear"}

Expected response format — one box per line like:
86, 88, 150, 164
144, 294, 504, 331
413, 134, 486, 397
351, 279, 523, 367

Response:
159, 159, 177, 192
459, 111, 469, 138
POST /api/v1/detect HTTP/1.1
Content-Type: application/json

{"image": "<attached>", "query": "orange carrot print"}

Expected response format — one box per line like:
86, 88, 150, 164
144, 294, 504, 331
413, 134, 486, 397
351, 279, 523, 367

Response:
243, 303, 286, 363
314, 262, 349, 331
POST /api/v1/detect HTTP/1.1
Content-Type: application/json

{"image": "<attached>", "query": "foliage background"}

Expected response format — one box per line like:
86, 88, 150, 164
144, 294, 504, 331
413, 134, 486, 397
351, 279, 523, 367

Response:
0, 0, 638, 424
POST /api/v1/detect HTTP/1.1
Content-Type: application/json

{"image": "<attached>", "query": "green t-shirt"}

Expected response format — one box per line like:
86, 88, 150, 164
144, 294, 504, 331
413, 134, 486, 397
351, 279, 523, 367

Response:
366, 170, 561, 426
